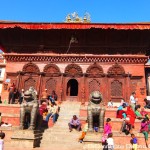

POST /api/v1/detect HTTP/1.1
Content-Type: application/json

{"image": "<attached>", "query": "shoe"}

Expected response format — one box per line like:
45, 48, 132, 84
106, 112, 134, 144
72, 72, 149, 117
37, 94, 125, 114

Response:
79, 140, 83, 143
69, 129, 72, 132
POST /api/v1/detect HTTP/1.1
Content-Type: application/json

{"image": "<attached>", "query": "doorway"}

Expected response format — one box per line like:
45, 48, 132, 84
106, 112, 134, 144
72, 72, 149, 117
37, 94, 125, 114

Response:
67, 79, 78, 96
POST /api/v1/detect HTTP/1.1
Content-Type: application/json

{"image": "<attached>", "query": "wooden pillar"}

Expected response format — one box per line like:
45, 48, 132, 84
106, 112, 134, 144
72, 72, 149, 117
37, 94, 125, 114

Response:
81, 75, 85, 104
16, 71, 21, 90
126, 73, 131, 102
37, 72, 42, 99
59, 74, 63, 102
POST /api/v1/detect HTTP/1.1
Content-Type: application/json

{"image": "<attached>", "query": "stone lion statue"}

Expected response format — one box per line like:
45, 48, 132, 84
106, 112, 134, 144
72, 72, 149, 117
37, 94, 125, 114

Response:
19, 87, 39, 130
87, 91, 105, 132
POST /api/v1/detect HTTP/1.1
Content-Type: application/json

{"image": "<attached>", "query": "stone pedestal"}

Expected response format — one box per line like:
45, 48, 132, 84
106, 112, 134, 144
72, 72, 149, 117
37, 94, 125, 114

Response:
83, 132, 103, 150
84, 132, 102, 143
11, 130, 42, 148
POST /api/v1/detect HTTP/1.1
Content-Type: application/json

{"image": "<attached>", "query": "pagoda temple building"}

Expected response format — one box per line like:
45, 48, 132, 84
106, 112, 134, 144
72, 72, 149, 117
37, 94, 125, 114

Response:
0, 21, 150, 104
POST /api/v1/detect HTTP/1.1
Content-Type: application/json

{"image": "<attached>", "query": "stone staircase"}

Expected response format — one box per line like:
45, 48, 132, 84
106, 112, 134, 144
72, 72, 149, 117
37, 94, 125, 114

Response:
40, 101, 83, 150
2, 102, 150, 150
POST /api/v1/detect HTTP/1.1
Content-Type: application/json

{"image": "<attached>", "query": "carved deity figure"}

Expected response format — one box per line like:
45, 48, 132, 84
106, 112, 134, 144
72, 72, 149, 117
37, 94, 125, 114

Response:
87, 91, 105, 132
19, 87, 39, 130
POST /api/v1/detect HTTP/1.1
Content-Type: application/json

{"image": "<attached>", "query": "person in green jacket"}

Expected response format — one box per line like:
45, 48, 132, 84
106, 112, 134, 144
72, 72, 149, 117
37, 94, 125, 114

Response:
135, 105, 144, 120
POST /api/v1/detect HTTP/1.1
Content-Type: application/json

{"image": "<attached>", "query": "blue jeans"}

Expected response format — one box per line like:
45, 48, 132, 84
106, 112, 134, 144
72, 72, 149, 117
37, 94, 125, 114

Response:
45, 113, 57, 123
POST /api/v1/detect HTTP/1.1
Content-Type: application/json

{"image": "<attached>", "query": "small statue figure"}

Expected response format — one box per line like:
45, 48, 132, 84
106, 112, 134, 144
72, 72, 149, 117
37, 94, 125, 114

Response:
87, 91, 105, 132
66, 14, 71, 22
19, 87, 39, 130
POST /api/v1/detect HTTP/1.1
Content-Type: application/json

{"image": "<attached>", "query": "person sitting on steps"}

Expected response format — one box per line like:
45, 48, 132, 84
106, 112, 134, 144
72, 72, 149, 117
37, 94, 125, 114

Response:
49, 90, 57, 105
45, 103, 58, 124
144, 98, 150, 109
68, 115, 81, 132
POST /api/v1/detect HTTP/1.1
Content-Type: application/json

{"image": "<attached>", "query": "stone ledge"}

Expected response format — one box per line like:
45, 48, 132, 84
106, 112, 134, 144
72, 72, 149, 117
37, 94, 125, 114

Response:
0, 126, 12, 130
79, 116, 142, 123
80, 106, 150, 112
2, 113, 19, 117
0, 104, 20, 107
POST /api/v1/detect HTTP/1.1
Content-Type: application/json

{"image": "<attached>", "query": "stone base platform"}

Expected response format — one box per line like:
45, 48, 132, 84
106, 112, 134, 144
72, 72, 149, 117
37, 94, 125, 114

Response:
11, 130, 42, 148
83, 132, 102, 143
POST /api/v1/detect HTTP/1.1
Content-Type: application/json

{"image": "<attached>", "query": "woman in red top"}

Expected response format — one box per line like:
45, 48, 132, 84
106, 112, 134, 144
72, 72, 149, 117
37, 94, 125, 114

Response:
126, 105, 136, 127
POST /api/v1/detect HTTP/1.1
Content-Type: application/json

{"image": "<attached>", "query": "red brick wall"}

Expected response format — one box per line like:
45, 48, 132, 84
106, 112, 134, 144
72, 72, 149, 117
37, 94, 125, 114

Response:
1, 58, 146, 104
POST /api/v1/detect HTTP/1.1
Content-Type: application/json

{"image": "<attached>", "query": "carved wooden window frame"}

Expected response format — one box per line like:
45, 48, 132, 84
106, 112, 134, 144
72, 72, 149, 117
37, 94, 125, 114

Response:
64, 63, 83, 77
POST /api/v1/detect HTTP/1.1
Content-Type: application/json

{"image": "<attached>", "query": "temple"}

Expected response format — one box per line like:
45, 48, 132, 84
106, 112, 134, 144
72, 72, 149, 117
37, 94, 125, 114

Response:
0, 22, 150, 104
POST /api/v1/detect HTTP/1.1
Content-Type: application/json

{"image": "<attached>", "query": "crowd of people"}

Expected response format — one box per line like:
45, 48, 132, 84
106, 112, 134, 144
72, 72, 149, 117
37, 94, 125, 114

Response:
6, 83, 59, 105
1, 86, 150, 149
69, 91, 150, 150
115, 92, 150, 149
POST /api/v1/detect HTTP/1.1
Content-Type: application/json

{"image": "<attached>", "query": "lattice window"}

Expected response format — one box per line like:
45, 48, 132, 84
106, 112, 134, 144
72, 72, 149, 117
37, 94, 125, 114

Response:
45, 78, 57, 95
111, 80, 122, 97
89, 79, 100, 93
24, 78, 36, 91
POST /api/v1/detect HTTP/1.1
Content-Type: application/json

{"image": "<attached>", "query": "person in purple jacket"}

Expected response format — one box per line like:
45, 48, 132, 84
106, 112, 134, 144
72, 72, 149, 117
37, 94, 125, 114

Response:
68, 115, 81, 132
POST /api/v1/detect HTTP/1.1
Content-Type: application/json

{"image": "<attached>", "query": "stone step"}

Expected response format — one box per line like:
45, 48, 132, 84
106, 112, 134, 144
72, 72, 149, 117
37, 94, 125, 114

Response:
40, 101, 81, 147
40, 143, 82, 149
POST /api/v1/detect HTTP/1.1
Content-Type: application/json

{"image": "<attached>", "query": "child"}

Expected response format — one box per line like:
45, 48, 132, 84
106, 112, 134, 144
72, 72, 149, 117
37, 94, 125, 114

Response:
93, 123, 99, 132
102, 118, 112, 144
0, 131, 5, 150
78, 120, 88, 143
104, 118, 112, 135
131, 134, 138, 150
106, 133, 114, 150
107, 100, 113, 108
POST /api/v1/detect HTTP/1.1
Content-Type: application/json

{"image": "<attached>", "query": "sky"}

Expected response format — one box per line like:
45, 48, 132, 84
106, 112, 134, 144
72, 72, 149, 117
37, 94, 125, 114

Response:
0, 0, 150, 23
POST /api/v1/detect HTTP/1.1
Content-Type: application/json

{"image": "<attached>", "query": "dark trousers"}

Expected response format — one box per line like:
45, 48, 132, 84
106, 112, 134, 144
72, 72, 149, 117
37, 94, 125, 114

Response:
8, 92, 15, 104
19, 97, 23, 104
68, 123, 81, 131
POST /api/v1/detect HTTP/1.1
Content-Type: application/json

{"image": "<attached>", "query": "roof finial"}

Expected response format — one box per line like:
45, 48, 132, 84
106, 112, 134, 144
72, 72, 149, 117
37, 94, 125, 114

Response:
65, 12, 91, 23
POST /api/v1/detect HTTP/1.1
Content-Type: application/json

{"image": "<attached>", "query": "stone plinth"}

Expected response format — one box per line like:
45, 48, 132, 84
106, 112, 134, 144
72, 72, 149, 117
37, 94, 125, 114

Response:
83, 132, 102, 150
83, 132, 102, 143
11, 130, 42, 148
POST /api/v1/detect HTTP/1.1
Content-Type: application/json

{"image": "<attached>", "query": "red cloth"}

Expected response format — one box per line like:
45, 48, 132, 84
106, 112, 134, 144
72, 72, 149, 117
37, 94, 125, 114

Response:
116, 110, 126, 119
39, 105, 47, 115
126, 106, 136, 126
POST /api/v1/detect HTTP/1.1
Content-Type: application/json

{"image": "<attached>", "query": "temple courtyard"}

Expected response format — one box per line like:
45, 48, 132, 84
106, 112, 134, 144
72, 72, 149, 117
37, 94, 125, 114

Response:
1, 100, 150, 150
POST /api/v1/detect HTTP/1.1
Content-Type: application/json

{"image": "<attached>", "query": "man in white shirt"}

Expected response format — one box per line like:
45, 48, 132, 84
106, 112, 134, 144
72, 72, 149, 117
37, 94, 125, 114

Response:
130, 92, 137, 111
